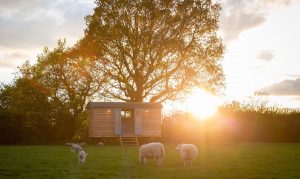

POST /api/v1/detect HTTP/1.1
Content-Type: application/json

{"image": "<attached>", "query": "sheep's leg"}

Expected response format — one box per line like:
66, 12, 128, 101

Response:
159, 158, 163, 166
143, 157, 147, 165
156, 158, 162, 166
183, 160, 186, 167
187, 160, 191, 167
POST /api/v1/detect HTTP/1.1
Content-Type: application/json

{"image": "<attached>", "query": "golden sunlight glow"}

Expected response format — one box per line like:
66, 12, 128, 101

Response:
185, 88, 220, 120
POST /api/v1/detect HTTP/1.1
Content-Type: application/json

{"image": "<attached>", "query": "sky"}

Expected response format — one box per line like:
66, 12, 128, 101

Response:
0, 0, 300, 109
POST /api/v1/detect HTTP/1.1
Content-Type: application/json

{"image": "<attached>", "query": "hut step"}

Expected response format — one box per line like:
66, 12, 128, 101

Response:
120, 136, 139, 146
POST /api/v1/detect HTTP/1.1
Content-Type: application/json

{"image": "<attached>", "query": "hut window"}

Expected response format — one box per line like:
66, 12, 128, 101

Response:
121, 110, 132, 120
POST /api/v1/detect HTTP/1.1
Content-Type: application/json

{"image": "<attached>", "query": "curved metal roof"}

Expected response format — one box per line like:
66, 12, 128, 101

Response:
88, 102, 163, 109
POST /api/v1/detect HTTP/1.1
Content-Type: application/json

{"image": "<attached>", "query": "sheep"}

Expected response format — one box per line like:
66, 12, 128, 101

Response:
97, 142, 104, 147
176, 144, 198, 166
138, 142, 165, 166
78, 150, 88, 164
65, 143, 84, 153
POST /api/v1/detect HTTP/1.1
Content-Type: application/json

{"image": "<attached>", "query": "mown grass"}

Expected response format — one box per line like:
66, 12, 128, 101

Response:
0, 143, 300, 178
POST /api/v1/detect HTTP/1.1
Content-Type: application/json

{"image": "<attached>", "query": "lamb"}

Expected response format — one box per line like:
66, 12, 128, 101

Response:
138, 142, 165, 166
78, 150, 88, 164
176, 144, 198, 166
97, 142, 104, 147
65, 143, 84, 153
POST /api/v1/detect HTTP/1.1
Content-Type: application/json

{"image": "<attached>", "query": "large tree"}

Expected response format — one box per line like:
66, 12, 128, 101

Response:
80, 0, 225, 102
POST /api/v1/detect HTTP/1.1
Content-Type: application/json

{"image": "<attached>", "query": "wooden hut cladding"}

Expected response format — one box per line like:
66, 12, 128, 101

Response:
88, 102, 162, 137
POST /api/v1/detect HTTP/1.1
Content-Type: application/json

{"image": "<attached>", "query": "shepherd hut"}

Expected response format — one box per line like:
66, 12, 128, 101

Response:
88, 102, 162, 145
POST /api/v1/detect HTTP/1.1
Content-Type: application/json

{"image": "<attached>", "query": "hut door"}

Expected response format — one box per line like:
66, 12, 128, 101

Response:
135, 109, 142, 135
114, 108, 121, 135
121, 110, 135, 135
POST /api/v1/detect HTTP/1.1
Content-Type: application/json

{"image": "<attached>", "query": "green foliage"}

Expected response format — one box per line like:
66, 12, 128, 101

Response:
0, 112, 24, 144
162, 113, 205, 143
2, 39, 107, 143
0, 78, 74, 144
0, 144, 300, 178
19, 40, 105, 119
218, 100, 300, 142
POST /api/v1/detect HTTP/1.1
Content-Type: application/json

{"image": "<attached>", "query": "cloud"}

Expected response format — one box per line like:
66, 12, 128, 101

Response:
0, 50, 28, 69
293, 96, 300, 101
220, 0, 266, 42
0, 60, 19, 69
0, 0, 38, 9
263, 0, 291, 6
0, 0, 94, 49
0, 0, 95, 70
259, 78, 300, 95
256, 50, 274, 61
286, 73, 300, 78
219, 0, 293, 42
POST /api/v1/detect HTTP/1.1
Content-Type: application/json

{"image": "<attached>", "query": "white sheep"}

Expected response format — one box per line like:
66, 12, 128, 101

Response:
97, 142, 104, 147
138, 142, 165, 166
78, 150, 88, 164
176, 144, 198, 166
65, 143, 83, 153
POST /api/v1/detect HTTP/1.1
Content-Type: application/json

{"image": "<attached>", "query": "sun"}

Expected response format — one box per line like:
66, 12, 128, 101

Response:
185, 88, 220, 120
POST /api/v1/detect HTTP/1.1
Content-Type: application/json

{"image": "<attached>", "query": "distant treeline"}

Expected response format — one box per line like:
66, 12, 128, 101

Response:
1, 80, 300, 144
217, 101, 300, 142
163, 101, 300, 144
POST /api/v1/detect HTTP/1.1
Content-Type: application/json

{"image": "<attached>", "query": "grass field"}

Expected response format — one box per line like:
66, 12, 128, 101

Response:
0, 143, 300, 178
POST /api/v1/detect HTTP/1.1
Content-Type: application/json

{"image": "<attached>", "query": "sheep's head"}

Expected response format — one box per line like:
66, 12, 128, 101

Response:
79, 151, 88, 159
176, 144, 183, 151
83, 153, 88, 162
